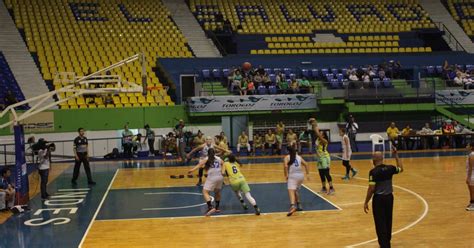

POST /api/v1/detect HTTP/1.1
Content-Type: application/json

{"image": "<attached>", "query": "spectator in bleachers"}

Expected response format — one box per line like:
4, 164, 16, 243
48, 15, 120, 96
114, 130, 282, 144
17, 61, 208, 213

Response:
419, 123, 434, 149
276, 71, 285, 84
453, 72, 463, 86
237, 131, 251, 154
289, 80, 299, 94
278, 77, 289, 93
348, 65, 357, 75
378, 68, 386, 79
240, 78, 249, 96
231, 70, 242, 93
247, 80, 255, 95
387, 122, 400, 147
298, 130, 313, 154
193, 130, 205, 148
262, 72, 271, 86
255, 65, 265, 76
253, 73, 263, 87
253, 133, 264, 155
122, 124, 134, 158
227, 68, 236, 87
368, 66, 377, 78
401, 124, 414, 150
264, 129, 278, 155
298, 77, 311, 93
361, 73, 370, 89
132, 134, 143, 155
349, 72, 359, 88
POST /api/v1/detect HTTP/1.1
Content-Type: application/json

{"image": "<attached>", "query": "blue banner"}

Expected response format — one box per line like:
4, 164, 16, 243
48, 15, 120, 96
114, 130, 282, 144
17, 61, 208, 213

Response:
14, 125, 29, 205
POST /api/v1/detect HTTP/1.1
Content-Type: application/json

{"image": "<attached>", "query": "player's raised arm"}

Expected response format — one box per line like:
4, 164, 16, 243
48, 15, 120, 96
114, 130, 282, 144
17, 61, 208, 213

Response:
188, 158, 206, 174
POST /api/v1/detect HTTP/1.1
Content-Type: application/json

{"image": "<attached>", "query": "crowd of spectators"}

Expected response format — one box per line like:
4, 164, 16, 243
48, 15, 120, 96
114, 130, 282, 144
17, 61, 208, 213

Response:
442, 60, 474, 89
226, 65, 312, 95
328, 60, 403, 89
386, 120, 473, 150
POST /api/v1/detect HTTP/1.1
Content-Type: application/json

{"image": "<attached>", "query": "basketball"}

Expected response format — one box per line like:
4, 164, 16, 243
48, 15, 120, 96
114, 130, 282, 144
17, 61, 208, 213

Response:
242, 62, 252, 70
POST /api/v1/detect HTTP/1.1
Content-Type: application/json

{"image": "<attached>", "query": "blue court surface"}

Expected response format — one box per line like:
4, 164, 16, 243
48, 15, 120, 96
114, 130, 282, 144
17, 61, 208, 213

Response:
97, 183, 339, 220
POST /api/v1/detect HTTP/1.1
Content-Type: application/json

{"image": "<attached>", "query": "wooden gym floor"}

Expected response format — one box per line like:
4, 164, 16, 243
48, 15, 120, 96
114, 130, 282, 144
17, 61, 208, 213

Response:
1, 152, 473, 247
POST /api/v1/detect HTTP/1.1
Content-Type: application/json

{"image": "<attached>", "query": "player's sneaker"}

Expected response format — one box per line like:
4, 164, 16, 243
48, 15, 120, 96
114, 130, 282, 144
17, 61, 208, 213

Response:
341, 176, 350, 180
241, 202, 249, 210
255, 207, 261, 215
205, 208, 216, 216
296, 204, 303, 211
466, 204, 474, 211
318, 187, 328, 194
287, 206, 297, 216
351, 169, 358, 178
327, 188, 335, 195
196, 181, 202, 187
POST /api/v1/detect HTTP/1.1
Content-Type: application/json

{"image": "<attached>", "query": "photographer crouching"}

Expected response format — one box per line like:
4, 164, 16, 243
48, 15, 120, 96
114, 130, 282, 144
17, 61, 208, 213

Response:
37, 142, 55, 200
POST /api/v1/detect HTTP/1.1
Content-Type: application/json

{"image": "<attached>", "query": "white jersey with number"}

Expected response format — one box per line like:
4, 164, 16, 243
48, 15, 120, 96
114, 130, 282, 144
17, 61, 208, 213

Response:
287, 155, 304, 190
203, 156, 224, 191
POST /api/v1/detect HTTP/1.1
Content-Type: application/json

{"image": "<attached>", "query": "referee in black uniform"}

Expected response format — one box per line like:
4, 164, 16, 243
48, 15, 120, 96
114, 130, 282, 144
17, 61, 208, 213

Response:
72, 128, 96, 185
364, 146, 403, 248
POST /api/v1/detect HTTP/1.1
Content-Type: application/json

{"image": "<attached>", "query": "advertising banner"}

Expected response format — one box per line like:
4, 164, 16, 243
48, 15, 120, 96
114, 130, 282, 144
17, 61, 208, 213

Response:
187, 94, 317, 113
435, 90, 474, 105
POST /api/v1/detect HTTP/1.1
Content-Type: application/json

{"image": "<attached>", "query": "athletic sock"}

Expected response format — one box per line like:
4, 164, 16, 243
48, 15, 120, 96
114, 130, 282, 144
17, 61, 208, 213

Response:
215, 201, 220, 209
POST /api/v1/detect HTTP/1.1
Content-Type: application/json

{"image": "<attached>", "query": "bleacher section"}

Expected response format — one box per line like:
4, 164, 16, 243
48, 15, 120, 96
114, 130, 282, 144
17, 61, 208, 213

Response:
0, 52, 27, 110
251, 34, 432, 54
190, 0, 435, 34
445, 0, 474, 39
5, 0, 194, 109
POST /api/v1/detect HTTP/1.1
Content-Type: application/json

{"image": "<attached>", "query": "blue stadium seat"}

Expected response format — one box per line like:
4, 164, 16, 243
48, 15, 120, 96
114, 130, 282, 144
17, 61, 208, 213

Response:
212, 69, 221, 78
269, 73, 276, 82
372, 78, 381, 88
330, 79, 340, 89
264, 68, 272, 75
321, 68, 329, 76
331, 68, 339, 74
426, 66, 435, 75
326, 73, 335, 81
257, 85, 268, 95
222, 68, 230, 78
383, 78, 393, 88
311, 69, 319, 79
336, 73, 344, 81
301, 69, 310, 78
268, 85, 277, 94
283, 68, 292, 77
202, 69, 211, 79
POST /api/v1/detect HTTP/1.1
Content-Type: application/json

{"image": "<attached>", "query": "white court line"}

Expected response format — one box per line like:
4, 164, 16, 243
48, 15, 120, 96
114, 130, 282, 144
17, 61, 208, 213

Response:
95, 207, 341, 222
302, 184, 343, 210
78, 169, 119, 248
346, 184, 430, 248
245, 168, 430, 248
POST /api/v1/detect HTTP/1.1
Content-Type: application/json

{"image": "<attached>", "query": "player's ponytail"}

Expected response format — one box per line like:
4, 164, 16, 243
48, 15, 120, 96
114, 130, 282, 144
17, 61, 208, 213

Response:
287, 146, 296, 166
204, 148, 216, 170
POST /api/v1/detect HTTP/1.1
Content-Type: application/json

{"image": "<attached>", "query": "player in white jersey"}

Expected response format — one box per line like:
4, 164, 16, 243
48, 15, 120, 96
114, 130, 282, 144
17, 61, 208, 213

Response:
188, 148, 225, 216
339, 128, 358, 180
466, 143, 474, 211
283, 146, 309, 216
187, 136, 230, 186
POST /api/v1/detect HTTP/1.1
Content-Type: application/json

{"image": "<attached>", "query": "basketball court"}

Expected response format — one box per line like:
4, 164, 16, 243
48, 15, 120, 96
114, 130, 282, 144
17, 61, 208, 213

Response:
0, 150, 472, 247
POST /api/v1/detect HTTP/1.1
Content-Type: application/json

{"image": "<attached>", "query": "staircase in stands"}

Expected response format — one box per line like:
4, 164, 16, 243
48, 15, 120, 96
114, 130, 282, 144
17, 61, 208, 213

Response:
162, 0, 221, 58
0, 0, 54, 105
